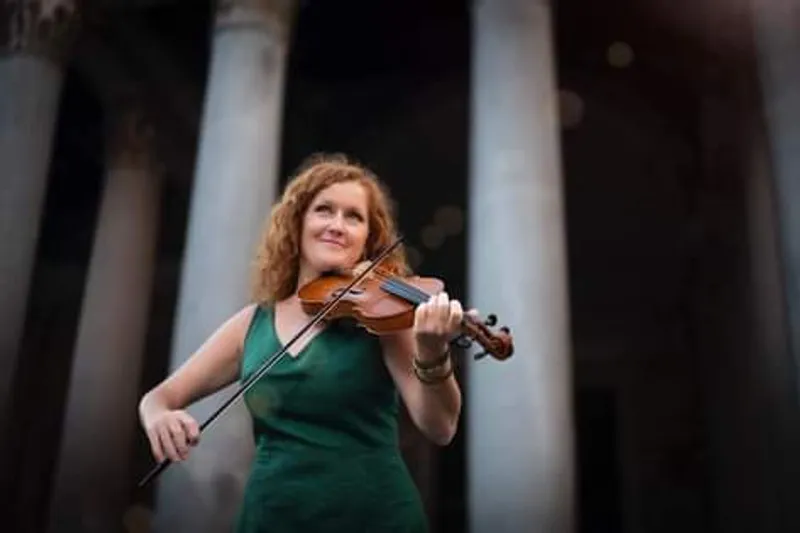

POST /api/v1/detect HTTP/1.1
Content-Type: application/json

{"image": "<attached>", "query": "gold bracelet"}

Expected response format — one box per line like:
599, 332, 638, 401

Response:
413, 352, 453, 383
413, 348, 451, 371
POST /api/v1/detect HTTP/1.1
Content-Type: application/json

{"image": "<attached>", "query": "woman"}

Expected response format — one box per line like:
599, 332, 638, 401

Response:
139, 154, 465, 532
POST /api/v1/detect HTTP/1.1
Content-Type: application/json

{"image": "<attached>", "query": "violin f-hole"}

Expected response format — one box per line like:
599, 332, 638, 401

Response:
330, 287, 365, 298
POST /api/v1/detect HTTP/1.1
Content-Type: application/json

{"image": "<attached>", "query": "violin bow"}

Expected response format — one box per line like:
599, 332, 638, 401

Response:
137, 236, 405, 489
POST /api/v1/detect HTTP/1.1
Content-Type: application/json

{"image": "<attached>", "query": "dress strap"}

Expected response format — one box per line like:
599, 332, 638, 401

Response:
244, 304, 268, 344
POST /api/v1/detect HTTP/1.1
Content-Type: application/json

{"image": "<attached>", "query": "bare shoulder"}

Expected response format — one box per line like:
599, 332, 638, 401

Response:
228, 302, 259, 326
155, 303, 261, 409
199, 303, 260, 356
225, 302, 260, 351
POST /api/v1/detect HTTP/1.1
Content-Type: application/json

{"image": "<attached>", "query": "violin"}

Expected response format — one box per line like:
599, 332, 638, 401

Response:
137, 236, 511, 489
297, 267, 514, 361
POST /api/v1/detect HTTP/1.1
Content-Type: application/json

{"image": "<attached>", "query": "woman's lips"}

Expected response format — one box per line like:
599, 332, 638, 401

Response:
319, 238, 346, 248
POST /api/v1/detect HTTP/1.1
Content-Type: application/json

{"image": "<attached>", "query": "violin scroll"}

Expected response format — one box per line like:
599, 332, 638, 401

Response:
456, 312, 514, 361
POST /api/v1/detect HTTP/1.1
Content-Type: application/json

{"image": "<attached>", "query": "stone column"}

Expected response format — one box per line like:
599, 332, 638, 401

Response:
0, 0, 79, 460
466, 1, 575, 532
152, 1, 296, 531
748, 1, 800, 529
751, 0, 800, 402
44, 103, 161, 533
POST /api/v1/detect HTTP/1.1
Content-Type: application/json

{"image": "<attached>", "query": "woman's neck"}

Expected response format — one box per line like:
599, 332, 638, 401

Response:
295, 267, 319, 294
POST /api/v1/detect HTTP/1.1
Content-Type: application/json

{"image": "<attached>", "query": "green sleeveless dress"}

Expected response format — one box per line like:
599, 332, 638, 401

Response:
234, 305, 428, 533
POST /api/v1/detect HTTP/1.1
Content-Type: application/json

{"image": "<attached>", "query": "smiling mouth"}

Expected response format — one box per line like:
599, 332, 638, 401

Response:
319, 239, 346, 248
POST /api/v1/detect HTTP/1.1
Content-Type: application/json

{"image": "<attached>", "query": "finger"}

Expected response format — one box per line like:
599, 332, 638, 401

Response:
169, 420, 190, 458
158, 425, 181, 462
447, 300, 464, 332
147, 428, 165, 463
437, 291, 450, 309
435, 292, 451, 333
178, 412, 200, 445
414, 300, 431, 331
466, 308, 480, 318
161, 422, 183, 461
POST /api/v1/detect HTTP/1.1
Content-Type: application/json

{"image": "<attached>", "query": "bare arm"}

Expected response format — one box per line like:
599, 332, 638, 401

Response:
381, 329, 462, 446
138, 303, 257, 461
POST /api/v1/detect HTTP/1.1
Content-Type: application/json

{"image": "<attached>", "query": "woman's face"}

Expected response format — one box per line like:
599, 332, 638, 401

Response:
298, 181, 370, 283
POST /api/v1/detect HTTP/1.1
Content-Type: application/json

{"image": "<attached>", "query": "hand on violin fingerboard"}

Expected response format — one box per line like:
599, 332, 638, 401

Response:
412, 292, 464, 361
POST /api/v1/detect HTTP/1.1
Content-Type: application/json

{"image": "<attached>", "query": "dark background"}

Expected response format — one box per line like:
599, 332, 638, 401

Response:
7, 0, 799, 532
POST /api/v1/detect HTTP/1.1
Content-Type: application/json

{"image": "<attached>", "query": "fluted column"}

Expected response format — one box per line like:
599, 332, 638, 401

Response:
0, 0, 79, 487
153, 1, 296, 531
44, 103, 161, 533
466, 1, 575, 532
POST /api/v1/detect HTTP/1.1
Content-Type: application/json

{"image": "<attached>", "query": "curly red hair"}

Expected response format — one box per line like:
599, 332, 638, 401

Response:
251, 153, 410, 305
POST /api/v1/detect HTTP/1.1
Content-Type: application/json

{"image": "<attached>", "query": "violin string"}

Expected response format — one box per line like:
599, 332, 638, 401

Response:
357, 267, 474, 322
358, 262, 510, 359
360, 271, 491, 353
353, 268, 431, 304
381, 277, 430, 305
363, 270, 469, 311
380, 277, 483, 351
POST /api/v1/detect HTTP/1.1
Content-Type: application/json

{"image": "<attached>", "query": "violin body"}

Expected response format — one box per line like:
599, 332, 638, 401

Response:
298, 268, 514, 361
298, 273, 445, 334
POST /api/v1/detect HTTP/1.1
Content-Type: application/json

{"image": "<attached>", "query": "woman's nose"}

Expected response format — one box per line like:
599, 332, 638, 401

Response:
327, 213, 345, 232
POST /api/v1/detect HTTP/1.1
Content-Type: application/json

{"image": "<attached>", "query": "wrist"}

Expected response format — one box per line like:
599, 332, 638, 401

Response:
416, 342, 449, 364
416, 346, 449, 368
139, 391, 168, 425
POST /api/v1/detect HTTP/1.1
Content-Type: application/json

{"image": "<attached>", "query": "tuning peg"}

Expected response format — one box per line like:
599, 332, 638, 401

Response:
484, 314, 497, 327
451, 335, 473, 350
500, 326, 510, 334
473, 351, 489, 361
